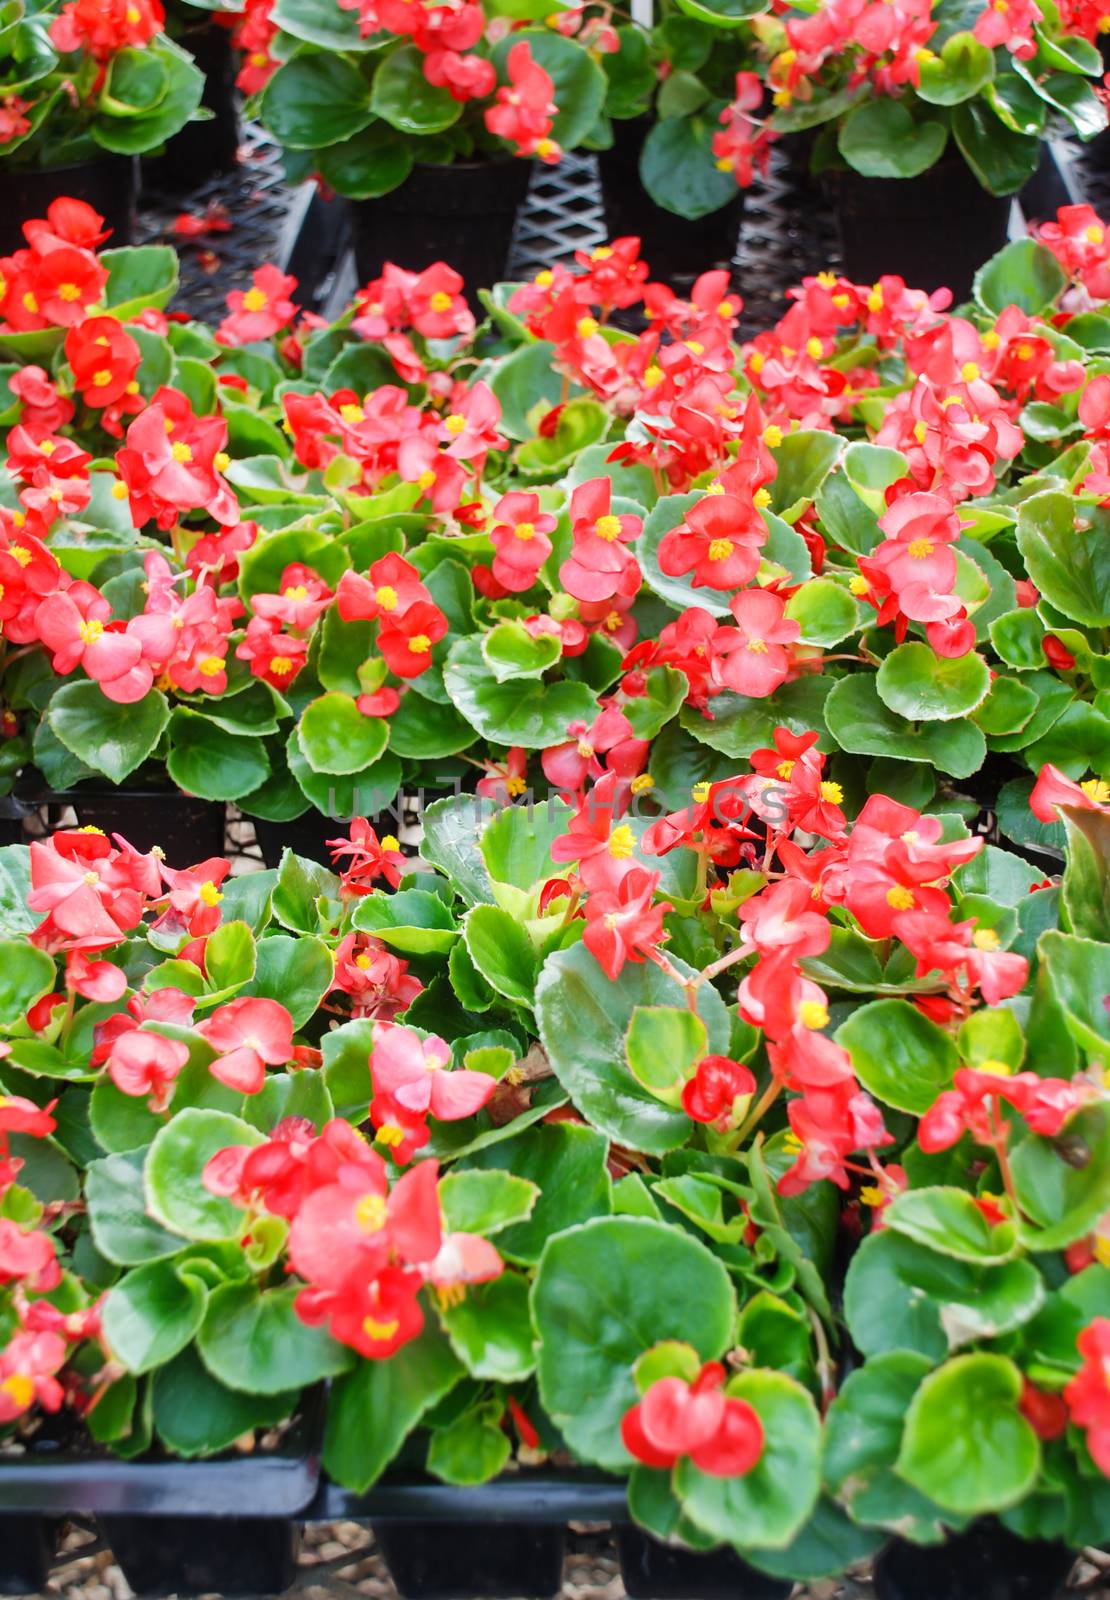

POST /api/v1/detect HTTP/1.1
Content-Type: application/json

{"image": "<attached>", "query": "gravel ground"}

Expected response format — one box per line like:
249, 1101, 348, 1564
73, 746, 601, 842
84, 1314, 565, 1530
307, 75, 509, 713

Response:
16, 1521, 1110, 1600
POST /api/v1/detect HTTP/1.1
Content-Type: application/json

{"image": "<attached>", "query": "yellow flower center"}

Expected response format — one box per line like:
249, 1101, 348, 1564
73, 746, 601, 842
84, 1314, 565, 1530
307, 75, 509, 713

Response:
886, 886, 916, 910
58, 282, 81, 303
1087, 225, 1105, 243
355, 1192, 388, 1234
747, 638, 768, 654
594, 514, 622, 541
1081, 778, 1110, 803
849, 574, 870, 595
242, 288, 269, 313
408, 634, 432, 654
380, 835, 400, 852
112, 481, 130, 499
961, 362, 980, 382
819, 781, 843, 803
577, 317, 599, 339
707, 538, 733, 562
214, 451, 230, 472
22, 292, 38, 313
417, 470, 436, 493
0, 1374, 33, 1409
283, 584, 308, 601
78, 620, 104, 644
630, 773, 654, 794
798, 1000, 829, 1030
608, 824, 636, 860
643, 365, 663, 387
534, 270, 553, 288
977, 1058, 1012, 1076
340, 403, 364, 424
199, 656, 224, 678
92, 369, 112, 388
199, 880, 223, 907
171, 441, 193, 464
753, 487, 772, 508
514, 521, 536, 541
1016, 343, 1034, 362
763, 425, 784, 448
972, 927, 1001, 951
907, 538, 934, 559
376, 1124, 404, 1148
362, 1315, 399, 1340
270, 656, 294, 676
505, 774, 527, 797
376, 585, 398, 611
429, 292, 453, 313
806, 337, 823, 359
444, 414, 467, 435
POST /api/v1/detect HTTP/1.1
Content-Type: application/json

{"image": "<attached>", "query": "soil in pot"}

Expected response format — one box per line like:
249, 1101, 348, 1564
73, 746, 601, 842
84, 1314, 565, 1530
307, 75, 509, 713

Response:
348, 159, 532, 311
617, 1527, 792, 1600
144, 21, 239, 192
872, 1521, 1075, 1600
19, 783, 226, 861
372, 1520, 566, 1599
828, 157, 1012, 302
596, 118, 743, 292
0, 157, 138, 256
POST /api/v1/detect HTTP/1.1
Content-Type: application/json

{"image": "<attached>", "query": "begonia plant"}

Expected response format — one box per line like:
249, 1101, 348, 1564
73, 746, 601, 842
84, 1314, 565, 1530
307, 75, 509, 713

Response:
0, 0, 204, 164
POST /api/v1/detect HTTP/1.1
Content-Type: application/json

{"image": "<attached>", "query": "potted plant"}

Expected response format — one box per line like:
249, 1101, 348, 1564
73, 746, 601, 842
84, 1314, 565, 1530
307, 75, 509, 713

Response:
243, 6, 607, 296
145, 0, 241, 191
596, 7, 773, 288
0, 0, 205, 253
763, 0, 1110, 298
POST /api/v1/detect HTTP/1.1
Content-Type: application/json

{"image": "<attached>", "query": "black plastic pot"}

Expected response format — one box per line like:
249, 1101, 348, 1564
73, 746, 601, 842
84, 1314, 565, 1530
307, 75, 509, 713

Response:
98, 1514, 300, 1597
15, 782, 226, 862
144, 20, 239, 191
0, 1513, 55, 1595
373, 1520, 566, 1599
596, 117, 744, 291
251, 808, 341, 870
872, 1523, 1075, 1600
348, 159, 532, 309
617, 1527, 792, 1600
828, 157, 1012, 302
0, 156, 138, 256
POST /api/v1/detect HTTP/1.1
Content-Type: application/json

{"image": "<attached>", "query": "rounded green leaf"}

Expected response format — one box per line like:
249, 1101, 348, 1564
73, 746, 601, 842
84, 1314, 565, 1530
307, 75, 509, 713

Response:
639, 114, 739, 220
260, 52, 375, 150
145, 1108, 264, 1241
463, 904, 537, 1003
1016, 490, 1110, 627
86, 1150, 187, 1266
370, 43, 463, 134
297, 693, 389, 776
535, 942, 729, 1153
784, 579, 860, 647
675, 1371, 822, 1551
102, 1259, 208, 1376
974, 239, 1068, 317
481, 620, 562, 683
48, 681, 170, 785
167, 708, 270, 802
1011, 1103, 1110, 1249
916, 32, 994, 106
353, 888, 458, 955
444, 636, 598, 748
824, 675, 986, 778
0, 939, 55, 1026
197, 1282, 354, 1394
896, 1354, 1040, 1514
836, 999, 958, 1115
876, 643, 991, 722
882, 1187, 1017, 1264
439, 1272, 536, 1383
533, 1216, 736, 1471
151, 1346, 297, 1459
245, 933, 334, 1027
838, 99, 947, 178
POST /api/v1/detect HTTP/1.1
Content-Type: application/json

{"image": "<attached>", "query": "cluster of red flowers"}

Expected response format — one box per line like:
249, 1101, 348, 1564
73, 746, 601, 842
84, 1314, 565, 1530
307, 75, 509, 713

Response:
0, 1092, 100, 1424
50, 0, 162, 58
712, 72, 774, 190
0, 199, 109, 337
203, 1087, 502, 1357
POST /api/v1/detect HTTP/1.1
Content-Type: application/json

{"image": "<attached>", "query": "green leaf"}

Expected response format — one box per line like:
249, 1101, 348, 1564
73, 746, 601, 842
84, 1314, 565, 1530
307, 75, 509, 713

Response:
680, 677, 833, 761
953, 99, 1039, 196
352, 889, 457, 955
676, 1371, 822, 1551
535, 943, 729, 1154
1060, 803, 1110, 941
461, 1120, 611, 1266
838, 99, 947, 178
876, 643, 991, 722
480, 797, 570, 890
836, 999, 958, 1114
883, 1187, 1017, 1264
481, 620, 562, 683
462, 904, 537, 1004
47, 682, 169, 784
1011, 1104, 1110, 1250
370, 42, 462, 133
843, 1229, 1045, 1359
145, 1109, 263, 1242
260, 51, 374, 149
323, 1318, 464, 1491
439, 1272, 536, 1382
824, 675, 986, 778
272, 851, 340, 936
426, 1399, 511, 1486
244, 932, 333, 1027
270, 0, 366, 49
770, 431, 844, 522
639, 113, 739, 220
297, 693, 389, 776
916, 30, 994, 105
975, 238, 1068, 316
1039, 929, 1110, 1055
625, 1005, 707, 1105
421, 794, 494, 905
197, 1282, 354, 1394
444, 637, 597, 748
0, 939, 55, 1026
533, 1216, 736, 1471
1016, 491, 1110, 627
167, 709, 270, 802
102, 1259, 208, 1375
318, 123, 413, 199
0, 845, 35, 940
152, 1346, 297, 1459
438, 1170, 538, 1236
101, 245, 179, 320
86, 1150, 186, 1266
784, 579, 860, 648
897, 1355, 1040, 1515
